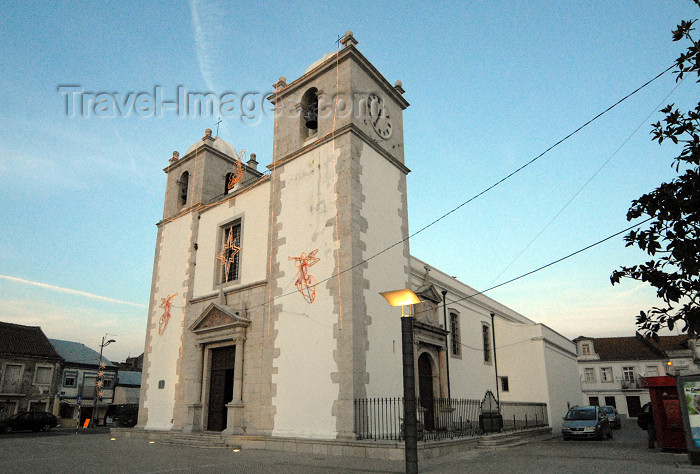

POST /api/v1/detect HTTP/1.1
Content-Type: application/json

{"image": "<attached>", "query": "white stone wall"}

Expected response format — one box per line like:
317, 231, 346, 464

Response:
362, 146, 408, 398
271, 142, 340, 438
495, 321, 579, 430
540, 325, 580, 430
143, 214, 193, 430
193, 182, 270, 298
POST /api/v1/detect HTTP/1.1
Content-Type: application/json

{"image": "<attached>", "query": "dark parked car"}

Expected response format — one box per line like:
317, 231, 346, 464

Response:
115, 404, 139, 427
601, 405, 621, 429
0, 411, 58, 433
561, 405, 613, 440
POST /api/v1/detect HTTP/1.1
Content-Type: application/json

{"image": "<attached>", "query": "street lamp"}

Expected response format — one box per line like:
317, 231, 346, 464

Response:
95, 334, 116, 427
380, 288, 421, 474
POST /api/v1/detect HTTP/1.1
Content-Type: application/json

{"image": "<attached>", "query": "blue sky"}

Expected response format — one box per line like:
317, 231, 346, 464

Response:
0, 0, 698, 361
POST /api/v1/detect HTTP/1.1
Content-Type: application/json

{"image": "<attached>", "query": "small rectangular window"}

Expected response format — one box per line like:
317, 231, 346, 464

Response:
34, 366, 53, 386
589, 396, 599, 406
581, 343, 591, 355
64, 371, 77, 387
622, 366, 635, 382
482, 324, 491, 363
601, 367, 613, 382
500, 376, 509, 392
646, 366, 659, 377
1, 364, 23, 393
584, 368, 595, 383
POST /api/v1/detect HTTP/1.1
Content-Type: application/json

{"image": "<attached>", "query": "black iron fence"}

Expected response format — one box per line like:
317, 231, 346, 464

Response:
354, 397, 548, 441
500, 401, 548, 431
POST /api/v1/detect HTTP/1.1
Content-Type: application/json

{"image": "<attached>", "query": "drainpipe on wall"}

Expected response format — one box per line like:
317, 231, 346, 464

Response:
442, 290, 451, 401
491, 312, 500, 414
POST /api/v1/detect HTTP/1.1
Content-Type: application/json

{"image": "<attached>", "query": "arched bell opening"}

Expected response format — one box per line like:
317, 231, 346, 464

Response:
300, 87, 319, 139
178, 171, 189, 208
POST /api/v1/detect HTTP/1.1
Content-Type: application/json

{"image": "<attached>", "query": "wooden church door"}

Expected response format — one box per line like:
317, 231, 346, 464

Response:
418, 353, 435, 431
207, 346, 236, 431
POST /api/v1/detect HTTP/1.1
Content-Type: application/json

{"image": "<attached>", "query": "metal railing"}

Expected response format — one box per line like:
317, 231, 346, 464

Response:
354, 397, 548, 441
500, 401, 548, 430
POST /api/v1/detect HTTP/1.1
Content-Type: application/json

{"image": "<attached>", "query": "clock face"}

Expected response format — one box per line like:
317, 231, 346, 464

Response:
365, 93, 392, 139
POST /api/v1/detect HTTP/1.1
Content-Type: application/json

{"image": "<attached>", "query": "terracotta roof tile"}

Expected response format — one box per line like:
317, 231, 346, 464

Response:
579, 334, 691, 361
0, 321, 62, 360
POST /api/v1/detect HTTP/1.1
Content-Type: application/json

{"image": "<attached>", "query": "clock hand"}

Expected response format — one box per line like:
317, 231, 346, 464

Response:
373, 106, 382, 127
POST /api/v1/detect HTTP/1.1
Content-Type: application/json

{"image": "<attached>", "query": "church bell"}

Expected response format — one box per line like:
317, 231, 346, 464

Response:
303, 102, 318, 130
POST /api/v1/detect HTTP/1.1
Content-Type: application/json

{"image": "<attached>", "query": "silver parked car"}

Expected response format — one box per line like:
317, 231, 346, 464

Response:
562, 405, 613, 441
601, 405, 621, 429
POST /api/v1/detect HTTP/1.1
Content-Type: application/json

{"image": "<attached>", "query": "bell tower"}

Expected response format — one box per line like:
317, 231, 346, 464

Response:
265, 31, 412, 440
162, 128, 260, 219
269, 31, 409, 166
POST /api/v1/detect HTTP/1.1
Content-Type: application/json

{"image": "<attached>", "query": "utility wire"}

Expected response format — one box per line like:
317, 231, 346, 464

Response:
489, 76, 684, 285
255, 65, 673, 310
407, 216, 654, 320
440, 217, 655, 311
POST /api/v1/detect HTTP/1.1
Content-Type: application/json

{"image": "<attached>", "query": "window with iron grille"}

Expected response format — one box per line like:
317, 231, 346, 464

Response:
219, 221, 241, 284
500, 376, 509, 392
450, 313, 461, 356
482, 324, 491, 363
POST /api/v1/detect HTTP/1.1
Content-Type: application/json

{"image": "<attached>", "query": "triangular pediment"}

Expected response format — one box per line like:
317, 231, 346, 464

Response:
415, 284, 442, 304
189, 303, 250, 334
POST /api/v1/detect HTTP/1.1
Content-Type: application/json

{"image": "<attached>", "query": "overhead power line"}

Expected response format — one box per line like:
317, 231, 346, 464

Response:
259, 65, 673, 309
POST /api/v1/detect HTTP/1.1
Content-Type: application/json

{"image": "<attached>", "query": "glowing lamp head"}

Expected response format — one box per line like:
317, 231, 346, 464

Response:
667, 361, 673, 366
379, 289, 420, 316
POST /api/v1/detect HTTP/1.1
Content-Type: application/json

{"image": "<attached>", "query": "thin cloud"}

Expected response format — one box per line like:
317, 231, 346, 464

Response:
0, 274, 147, 308
189, 0, 221, 92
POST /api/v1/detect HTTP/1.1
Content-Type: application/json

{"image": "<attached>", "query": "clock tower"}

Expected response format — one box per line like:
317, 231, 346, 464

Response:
264, 31, 413, 439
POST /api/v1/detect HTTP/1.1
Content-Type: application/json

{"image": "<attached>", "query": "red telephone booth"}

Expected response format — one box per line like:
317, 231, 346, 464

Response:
641, 376, 687, 450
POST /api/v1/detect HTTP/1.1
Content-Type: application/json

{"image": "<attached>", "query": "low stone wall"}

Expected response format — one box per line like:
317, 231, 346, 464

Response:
110, 426, 551, 460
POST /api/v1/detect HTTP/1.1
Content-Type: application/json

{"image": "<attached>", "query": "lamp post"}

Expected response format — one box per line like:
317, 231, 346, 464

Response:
380, 288, 421, 474
95, 334, 116, 427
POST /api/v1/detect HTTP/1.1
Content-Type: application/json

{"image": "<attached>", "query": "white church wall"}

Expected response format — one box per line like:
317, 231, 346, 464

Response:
496, 320, 579, 431
271, 142, 339, 438
444, 298, 499, 399
496, 321, 548, 404
143, 214, 193, 430
193, 182, 270, 298
541, 326, 580, 431
362, 145, 408, 398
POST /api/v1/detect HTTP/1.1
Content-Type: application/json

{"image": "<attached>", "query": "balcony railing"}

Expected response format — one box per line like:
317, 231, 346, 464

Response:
621, 379, 641, 390
354, 397, 548, 441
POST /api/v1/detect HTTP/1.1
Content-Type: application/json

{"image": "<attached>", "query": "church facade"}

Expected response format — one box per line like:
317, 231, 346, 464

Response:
137, 32, 580, 441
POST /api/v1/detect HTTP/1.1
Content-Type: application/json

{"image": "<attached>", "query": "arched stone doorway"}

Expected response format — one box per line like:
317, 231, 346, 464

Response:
418, 353, 435, 431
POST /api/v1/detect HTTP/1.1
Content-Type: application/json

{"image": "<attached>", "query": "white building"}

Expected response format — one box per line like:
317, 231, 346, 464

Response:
137, 31, 580, 445
574, 334, 699, 417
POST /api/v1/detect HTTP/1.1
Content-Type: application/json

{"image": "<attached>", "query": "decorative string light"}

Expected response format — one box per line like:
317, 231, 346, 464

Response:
217, 227, 241, 282
226, 160, 244, 190
289, 249, 320, 303
158, 292, 178, 335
